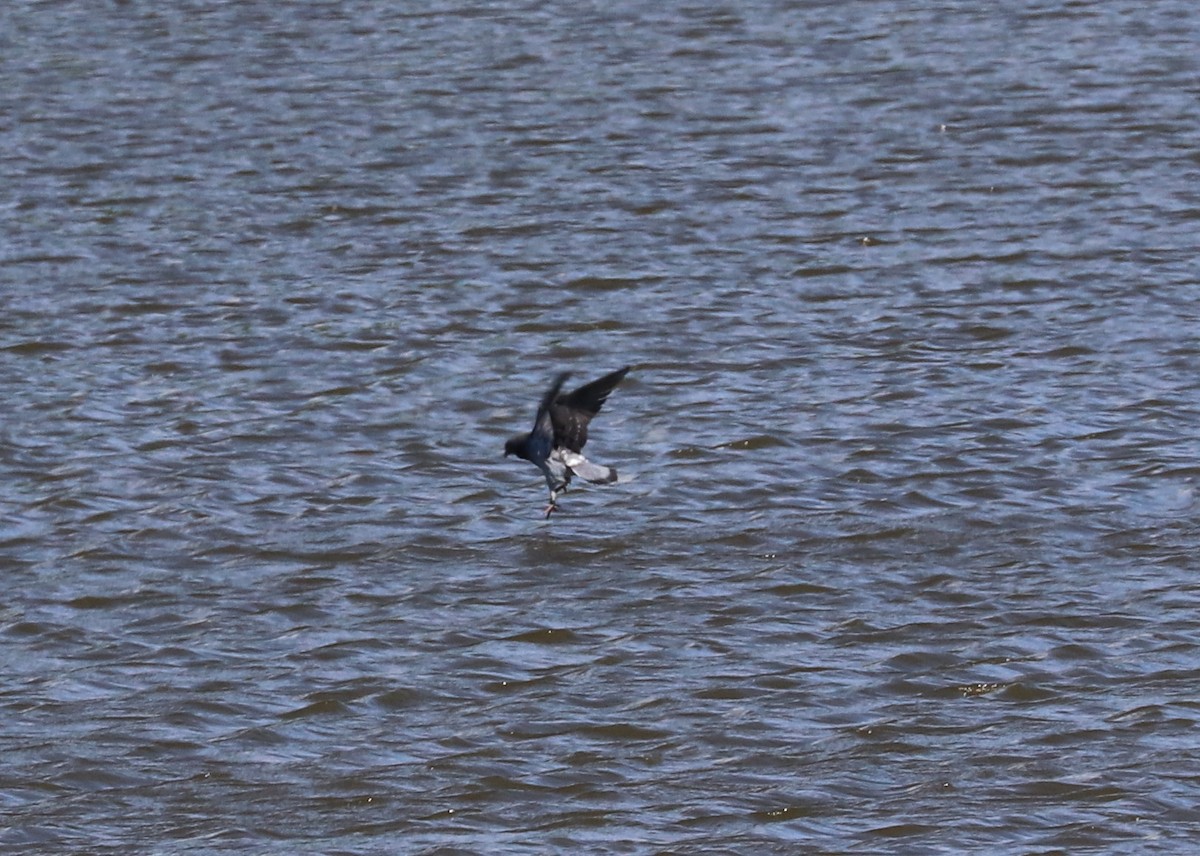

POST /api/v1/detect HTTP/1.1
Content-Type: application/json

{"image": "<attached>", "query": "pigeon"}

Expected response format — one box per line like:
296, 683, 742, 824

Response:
504, 366, 630, 517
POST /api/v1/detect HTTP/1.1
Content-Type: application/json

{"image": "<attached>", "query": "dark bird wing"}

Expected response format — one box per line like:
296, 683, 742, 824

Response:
527, 372, 571, 461
549, 366, 629, 452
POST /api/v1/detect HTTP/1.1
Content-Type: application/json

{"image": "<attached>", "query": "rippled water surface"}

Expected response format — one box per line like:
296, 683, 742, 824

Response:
3, 1, 1200, 852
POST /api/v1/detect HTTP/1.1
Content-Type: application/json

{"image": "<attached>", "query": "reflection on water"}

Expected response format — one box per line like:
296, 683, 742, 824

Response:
3, 0, 1199, 851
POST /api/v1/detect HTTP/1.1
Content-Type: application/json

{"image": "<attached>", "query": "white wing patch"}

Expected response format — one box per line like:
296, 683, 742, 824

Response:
559, 450, 618, 484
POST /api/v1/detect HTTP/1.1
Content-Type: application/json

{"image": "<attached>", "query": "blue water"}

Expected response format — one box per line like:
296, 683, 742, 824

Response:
3, 1, 1199, 852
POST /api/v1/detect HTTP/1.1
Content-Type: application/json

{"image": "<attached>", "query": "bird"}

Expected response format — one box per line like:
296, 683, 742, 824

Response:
504, 366, 630, 518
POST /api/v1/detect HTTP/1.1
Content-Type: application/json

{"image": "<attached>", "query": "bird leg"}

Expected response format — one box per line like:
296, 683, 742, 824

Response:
544, 487, 562, 518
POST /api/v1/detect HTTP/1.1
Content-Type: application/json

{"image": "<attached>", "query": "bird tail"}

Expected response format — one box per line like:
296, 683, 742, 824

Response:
561, 451, 618, 484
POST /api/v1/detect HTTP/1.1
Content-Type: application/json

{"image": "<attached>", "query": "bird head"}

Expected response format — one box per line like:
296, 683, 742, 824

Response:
504, 436, 524, 458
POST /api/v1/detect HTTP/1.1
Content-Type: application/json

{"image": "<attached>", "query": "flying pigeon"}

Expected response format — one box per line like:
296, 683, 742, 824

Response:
504, 366, 630, 517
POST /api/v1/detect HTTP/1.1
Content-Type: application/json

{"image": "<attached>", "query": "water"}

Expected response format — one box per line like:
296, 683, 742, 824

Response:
3, 0, 1199, 852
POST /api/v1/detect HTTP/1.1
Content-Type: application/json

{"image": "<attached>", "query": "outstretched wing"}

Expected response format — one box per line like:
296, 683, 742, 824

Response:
527, 372, 570, 459
550, 366, 629, 452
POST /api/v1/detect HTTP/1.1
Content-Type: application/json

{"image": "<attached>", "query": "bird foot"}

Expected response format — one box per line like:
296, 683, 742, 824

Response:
543, 502, 558, 518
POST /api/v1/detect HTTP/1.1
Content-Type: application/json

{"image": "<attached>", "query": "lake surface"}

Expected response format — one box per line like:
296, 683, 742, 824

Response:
3, 0, 1200, 852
